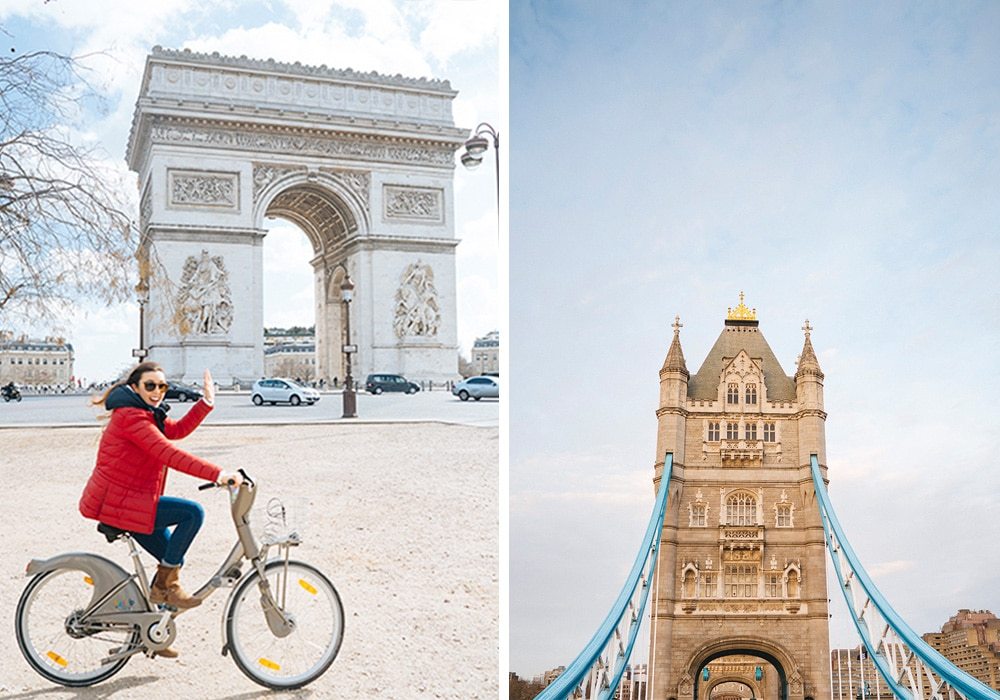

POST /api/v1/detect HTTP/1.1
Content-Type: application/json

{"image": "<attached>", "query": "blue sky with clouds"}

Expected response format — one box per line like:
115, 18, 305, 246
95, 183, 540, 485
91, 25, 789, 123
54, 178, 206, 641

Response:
511, 1, 1000, 679
0, 0, 498, 382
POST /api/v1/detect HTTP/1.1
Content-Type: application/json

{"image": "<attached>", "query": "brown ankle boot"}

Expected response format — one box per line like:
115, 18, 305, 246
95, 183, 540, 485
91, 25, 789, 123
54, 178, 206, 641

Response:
150, 564, 202, 610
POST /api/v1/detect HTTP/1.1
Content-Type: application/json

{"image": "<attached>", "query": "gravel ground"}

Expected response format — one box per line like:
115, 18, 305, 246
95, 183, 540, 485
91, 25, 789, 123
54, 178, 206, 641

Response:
0, 422, 498, 699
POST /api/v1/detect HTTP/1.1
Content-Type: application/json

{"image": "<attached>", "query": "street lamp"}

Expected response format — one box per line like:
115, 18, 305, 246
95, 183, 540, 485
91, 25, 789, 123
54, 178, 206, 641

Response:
458, 122, 500, 213
340, 274, 357, 419
134, 276, 149, 362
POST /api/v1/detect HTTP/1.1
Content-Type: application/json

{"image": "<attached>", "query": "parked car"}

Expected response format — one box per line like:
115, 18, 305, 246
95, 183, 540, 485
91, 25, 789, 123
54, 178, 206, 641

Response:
365, 373, 420, 395
165, 381, 203, 403
452, 375, 500, 401
251, 378, 320, 406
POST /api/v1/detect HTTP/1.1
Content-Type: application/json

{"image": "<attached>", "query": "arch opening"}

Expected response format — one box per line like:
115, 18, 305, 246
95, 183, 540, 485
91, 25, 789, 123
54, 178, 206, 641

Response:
260, 181, 359, 387
694, 648, 788, 700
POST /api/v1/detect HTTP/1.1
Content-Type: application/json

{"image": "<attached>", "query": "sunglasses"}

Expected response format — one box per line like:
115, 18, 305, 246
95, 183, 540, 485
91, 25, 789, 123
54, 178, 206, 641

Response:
142, 381, 169, 393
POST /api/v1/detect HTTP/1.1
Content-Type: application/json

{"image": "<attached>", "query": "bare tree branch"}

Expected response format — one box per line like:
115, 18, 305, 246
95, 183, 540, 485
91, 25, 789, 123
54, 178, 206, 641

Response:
0, 49, 137, 322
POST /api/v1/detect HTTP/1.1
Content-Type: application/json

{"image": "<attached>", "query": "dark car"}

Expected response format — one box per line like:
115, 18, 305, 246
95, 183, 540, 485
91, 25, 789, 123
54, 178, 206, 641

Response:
165, 381, 203, 402
365, 373, 420, 395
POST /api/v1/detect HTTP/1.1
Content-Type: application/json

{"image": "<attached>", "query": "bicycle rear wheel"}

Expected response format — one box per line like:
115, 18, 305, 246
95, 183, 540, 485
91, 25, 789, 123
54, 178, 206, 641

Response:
15, 568, 139, 686
225, 560, 344, 689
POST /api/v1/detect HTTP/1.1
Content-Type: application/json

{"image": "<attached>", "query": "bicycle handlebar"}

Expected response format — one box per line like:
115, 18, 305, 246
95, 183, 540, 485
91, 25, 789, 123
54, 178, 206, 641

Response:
198, 468, 253, 491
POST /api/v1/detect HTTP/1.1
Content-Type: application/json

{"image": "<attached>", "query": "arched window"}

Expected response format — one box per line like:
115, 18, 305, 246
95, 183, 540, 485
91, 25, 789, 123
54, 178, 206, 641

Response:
726, 492, 757, 525
745, 383, 757, 404
763, 422, 776, 442
726, 422, 739, 440
707, 421, 720, 442
700, 571, 715, 598
726, 382, 739, 404
745, 422, 757, 441
690, 503, 707, 527
776, 504, 792, 527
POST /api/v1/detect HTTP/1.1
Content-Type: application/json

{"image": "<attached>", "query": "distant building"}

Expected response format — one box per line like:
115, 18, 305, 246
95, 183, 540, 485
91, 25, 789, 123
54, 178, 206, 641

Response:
472, 330, 499, 375
536, 665, 566, 687
264, 343, 316, 381
922, 609, 1000, 690
830, 647, 891, 699
263, 327, 316, 381
616, 664, 647, 700
0, 332, 74, 385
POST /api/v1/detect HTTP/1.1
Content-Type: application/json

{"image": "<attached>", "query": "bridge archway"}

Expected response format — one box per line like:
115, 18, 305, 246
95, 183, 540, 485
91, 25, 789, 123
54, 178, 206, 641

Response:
128, 47, 466, 384
687, 638, 798, 700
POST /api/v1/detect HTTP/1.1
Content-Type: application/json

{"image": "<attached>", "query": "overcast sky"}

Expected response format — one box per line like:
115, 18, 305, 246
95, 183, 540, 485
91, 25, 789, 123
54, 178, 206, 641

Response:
511, 1, 1000, 680
0, 0, 499, 383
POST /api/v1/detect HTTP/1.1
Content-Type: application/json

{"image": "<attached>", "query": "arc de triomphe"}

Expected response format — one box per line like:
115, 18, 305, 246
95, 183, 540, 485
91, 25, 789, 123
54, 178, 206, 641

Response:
126, 47, 467, 385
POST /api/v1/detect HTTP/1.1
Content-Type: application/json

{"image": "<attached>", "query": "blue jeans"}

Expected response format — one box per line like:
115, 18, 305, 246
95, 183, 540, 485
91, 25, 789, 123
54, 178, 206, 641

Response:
131, 496, 204, 567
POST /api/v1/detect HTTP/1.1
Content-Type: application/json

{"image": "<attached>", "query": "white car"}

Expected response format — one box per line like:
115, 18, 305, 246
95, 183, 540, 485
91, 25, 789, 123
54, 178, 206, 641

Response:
452, 375, 500, 401
251, 378, 320, 406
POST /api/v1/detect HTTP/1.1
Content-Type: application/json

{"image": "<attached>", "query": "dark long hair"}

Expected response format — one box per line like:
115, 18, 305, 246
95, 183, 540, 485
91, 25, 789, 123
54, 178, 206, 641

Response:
92, 361, 165, 408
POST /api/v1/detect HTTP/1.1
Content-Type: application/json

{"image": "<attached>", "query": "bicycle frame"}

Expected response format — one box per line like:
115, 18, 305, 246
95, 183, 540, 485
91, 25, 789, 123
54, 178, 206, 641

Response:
23, 473, 297, 661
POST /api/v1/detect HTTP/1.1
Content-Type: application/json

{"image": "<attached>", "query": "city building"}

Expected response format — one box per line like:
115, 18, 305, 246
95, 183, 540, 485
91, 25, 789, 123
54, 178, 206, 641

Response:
472, 330, 499, 375
616, 663, 648, 700
0, 331, 74, 385
829, 647, 891, 699
263, 343, 317, 382
649, 295, 831, 700
262, 327, 317, 381
922, 610, 1000, 690
536, 665, 566, 687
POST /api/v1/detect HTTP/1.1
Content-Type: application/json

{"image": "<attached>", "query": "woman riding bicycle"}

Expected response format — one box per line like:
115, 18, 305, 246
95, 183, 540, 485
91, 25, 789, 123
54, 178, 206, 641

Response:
78, 361, 240, 655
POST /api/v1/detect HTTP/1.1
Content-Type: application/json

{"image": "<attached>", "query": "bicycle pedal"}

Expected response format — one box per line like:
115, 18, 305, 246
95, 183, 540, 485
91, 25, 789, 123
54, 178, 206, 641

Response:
156, 603, 178, 612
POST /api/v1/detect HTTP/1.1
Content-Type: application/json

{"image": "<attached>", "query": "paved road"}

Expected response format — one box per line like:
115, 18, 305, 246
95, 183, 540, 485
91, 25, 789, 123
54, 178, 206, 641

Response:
0, 389, 498, 428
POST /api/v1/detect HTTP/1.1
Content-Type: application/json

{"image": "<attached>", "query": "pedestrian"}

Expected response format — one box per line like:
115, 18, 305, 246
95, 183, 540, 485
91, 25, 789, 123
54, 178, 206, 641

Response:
78, 361, 241, 658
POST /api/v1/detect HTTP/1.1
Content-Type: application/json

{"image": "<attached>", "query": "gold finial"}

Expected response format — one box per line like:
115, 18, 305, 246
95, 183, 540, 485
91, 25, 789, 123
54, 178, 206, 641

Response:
726, 291, 757, 321
672, 315, 683, 336
802, 319, 813, 338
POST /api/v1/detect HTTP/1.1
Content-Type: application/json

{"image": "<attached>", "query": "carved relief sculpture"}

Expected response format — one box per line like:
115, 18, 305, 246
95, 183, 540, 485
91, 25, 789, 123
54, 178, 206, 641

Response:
169, 171, 238, 208
383, 185, 443, 222
393, 262, 441, 339
175, 250, 234, 335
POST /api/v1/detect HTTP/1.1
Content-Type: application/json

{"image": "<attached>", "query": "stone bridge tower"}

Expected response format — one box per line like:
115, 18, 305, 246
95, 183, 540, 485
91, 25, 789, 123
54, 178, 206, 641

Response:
649, 295, 831, 700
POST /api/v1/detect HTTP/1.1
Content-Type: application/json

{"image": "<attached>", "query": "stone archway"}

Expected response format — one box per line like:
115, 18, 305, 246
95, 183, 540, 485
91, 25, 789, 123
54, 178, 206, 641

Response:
128, 47, 466, 384
684, 638, 803, 700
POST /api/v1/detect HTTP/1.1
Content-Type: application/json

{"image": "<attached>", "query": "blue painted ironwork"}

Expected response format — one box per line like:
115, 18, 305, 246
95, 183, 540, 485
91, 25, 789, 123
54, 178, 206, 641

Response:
536, 453, 673, 700
810, 454, 1000, 700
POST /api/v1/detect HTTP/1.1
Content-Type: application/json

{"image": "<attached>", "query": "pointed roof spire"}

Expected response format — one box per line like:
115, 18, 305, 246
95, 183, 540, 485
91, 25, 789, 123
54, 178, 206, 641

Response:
662, 315, 689, 377
795, 319, 823, 379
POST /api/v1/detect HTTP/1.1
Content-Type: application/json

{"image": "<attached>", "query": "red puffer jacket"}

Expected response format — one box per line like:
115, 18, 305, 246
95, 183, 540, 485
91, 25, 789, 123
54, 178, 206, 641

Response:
79, 399, 221, 534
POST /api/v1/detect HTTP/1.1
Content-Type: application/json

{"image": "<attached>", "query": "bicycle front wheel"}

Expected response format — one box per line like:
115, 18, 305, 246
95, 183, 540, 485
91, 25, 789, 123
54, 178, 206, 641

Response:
15, 568, 139, 686
226, 560, 344, 689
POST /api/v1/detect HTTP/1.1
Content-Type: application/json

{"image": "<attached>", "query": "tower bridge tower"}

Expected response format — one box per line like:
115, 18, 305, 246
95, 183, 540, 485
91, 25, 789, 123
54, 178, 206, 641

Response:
650, 295, 831, 700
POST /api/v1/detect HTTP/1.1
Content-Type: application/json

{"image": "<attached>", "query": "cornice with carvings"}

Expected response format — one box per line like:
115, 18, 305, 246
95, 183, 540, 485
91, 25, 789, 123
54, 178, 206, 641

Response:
133, 117, 458, 174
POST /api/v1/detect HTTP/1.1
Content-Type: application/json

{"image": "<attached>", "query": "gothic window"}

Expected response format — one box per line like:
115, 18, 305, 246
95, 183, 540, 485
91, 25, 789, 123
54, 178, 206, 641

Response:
763, 422, 776, 442
707, 422, 720, 442
690, 503, 707, 527
745, 383, 757, 404
726, 492, 757, 526
765, 572, 781, 597
727, 383, 739, 404
776, 504, 793, 528
726, 422, 739, 440
700, 572, 715, 598
725, 564, 757, 598
745, 423, 758, 441
682, 568, 696, 598
786, 568, 801, 598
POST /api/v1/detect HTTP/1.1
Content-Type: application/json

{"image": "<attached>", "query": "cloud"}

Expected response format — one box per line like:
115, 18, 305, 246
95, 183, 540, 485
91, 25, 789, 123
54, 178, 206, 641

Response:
867, 560, 916, 579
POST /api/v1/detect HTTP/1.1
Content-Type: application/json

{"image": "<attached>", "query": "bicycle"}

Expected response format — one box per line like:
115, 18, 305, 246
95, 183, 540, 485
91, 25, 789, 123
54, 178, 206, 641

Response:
14, 470, 344, 689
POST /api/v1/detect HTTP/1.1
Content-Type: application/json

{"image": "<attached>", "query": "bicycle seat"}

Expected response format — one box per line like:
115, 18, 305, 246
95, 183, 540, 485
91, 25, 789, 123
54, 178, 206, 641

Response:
97, 523, 128, 543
